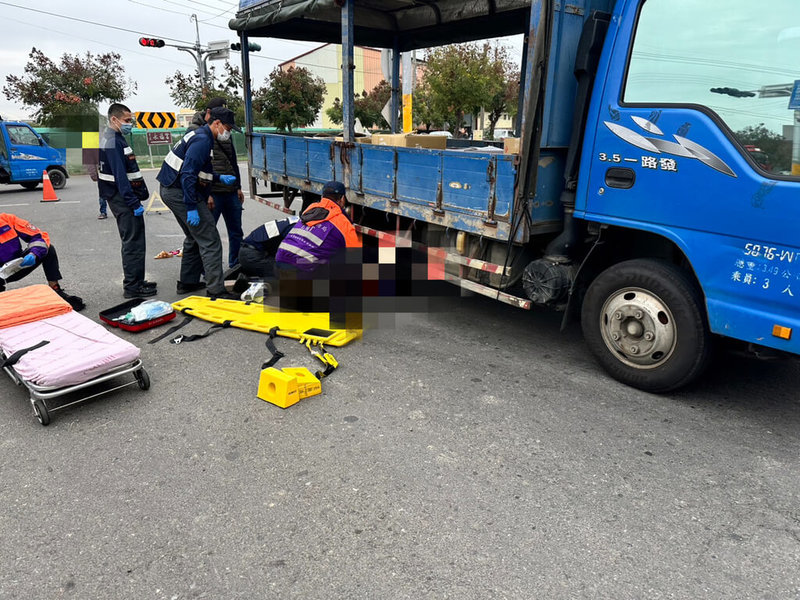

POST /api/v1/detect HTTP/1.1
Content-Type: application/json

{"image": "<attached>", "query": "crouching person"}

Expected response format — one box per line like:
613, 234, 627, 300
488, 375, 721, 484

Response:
0, 213, 85, 311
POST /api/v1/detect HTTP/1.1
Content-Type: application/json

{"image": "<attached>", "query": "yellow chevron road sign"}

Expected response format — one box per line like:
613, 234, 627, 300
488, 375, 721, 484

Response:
135, 111, 177, 129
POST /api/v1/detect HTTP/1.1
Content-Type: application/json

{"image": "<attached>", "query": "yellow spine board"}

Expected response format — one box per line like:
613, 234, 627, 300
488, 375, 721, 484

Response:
171, 296, 361, 346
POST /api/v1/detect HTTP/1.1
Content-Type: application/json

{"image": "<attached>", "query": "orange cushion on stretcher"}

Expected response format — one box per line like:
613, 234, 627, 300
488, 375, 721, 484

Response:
0, 284, 72, 329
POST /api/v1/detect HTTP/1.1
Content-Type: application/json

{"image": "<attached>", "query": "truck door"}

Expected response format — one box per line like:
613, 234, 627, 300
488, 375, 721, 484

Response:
0, 126, 8, 177
5, 123, 50, 182
577, 0, 800, 354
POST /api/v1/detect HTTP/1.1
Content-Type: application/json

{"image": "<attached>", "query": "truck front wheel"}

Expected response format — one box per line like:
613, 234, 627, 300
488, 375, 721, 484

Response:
48, 168, 67, 190
581, 259, 712, 393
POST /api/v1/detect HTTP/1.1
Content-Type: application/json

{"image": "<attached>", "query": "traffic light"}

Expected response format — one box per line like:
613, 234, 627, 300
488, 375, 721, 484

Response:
230, 42, 262, 52
139, 37, 165, 48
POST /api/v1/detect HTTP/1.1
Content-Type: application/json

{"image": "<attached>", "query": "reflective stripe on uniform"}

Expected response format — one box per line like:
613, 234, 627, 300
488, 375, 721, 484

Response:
265, 221, 281, 238
182, 131, 196, 143
165, 151, 183, 172
279, 245, 319, 263
198, 171, 213, 181
123, 147, 134, 155
98, 171, 144, 182
289, 227, 324, 247
28, 240, 48, 250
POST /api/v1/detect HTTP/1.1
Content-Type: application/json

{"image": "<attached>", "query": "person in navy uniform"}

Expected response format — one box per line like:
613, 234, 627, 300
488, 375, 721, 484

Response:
238, 216, 299, 279
98, 103, 155, 298
156, 106, 240, 299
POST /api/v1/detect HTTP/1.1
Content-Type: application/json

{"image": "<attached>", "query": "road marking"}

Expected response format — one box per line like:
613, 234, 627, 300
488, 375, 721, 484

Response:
2, 203, 30, 207
56, 201, 81, 204
155, 234, 185, 237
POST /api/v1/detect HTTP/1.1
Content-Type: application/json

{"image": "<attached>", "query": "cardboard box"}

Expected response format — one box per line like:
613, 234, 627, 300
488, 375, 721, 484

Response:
371, 133, 407, 147
503, 137, 520, 154
333, 136, 372, 144
371, 133, 447, 150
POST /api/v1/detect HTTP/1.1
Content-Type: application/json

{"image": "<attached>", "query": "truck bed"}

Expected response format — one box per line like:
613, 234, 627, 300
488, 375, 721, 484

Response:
251, 133, 564, 242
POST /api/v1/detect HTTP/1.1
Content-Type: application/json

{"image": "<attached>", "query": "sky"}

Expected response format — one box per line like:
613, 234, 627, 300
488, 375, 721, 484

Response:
0, 0, 526, 124
0, 0, 322, 120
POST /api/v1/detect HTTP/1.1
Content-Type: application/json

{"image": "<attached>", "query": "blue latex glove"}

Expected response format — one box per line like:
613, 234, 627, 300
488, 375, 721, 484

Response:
186, 209, 200, 226
133, 206, 144, 217
220, 174, 237, 186
20, 253, 36, 268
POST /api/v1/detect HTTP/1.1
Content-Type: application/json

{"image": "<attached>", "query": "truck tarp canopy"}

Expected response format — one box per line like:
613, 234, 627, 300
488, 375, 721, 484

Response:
229, 0, 532, 51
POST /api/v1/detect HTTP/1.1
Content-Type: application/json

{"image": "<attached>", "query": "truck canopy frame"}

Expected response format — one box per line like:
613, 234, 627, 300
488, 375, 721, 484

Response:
230, 0, 533, 51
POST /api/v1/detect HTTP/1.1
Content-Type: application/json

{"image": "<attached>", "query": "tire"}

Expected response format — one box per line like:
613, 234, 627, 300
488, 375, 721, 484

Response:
48, 169, 67, 190
20, 181, 39, 190
32, 398, 51, 426
581, 258, 712, 393
135, 368, 150, 391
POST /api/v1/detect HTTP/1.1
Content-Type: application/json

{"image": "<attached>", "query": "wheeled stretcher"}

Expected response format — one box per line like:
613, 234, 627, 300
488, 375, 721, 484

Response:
0, 285, 150, 426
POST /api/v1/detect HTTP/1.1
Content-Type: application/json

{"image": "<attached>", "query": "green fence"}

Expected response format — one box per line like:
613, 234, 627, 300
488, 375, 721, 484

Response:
37, 127, 339, 174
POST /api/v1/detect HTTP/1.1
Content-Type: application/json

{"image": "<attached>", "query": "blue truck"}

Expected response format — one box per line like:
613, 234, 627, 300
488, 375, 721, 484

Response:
230, 0, 800, 392
0, 119, 68, 190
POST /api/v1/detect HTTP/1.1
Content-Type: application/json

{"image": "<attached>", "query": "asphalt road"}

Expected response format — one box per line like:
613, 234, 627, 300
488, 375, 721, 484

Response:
1, 171, 799, 599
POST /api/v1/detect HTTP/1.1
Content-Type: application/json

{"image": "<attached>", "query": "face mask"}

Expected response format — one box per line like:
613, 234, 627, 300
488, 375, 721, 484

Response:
217, 128, 231, 142
119, 122, 133, 135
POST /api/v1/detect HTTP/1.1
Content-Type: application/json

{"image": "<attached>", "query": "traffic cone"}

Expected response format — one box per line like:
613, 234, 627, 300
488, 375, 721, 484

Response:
41, 170, 59, 202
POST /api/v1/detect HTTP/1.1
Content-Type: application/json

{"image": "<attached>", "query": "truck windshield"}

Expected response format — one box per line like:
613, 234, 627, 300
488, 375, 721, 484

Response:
624, 0, 800, 177
6, 125, 41, 146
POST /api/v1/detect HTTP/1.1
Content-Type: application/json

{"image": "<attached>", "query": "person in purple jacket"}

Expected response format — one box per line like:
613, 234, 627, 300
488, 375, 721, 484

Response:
275, 181, 361, 272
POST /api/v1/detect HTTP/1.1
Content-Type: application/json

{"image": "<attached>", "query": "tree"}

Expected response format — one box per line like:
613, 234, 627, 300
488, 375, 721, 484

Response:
255, 66, 326, 133
735, 123, 792, 173
421, 42, 497, 134
418, 42, 519, 136
326, 80, 392, 129
3, 47, 136, 129
165, 61, 269, 127
413, 79, 449, 131
484, 45, 519, 140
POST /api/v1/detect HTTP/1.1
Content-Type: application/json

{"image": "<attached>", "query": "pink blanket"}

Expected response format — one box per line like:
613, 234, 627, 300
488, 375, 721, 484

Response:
0, 311, 140, 387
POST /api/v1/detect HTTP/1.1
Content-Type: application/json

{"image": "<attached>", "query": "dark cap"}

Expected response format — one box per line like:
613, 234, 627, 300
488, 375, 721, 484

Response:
209, 107, 241, 132
206, 97, 227, 110
322, 180, 346, 198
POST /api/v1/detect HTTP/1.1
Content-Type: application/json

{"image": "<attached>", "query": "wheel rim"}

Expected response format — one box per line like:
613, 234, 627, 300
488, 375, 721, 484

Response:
598, 286, 677, 370
49, 171, 65, 188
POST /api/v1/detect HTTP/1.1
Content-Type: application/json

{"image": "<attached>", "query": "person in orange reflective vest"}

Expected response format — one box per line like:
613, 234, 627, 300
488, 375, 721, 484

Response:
275, 181, 361, 271
0, 213, 84, 310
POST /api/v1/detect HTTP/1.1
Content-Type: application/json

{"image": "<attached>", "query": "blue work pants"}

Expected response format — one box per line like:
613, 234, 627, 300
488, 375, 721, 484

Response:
211, 191, 243, 269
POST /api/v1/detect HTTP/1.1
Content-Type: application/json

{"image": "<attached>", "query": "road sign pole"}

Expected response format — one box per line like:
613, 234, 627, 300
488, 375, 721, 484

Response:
148, 144, 154, 168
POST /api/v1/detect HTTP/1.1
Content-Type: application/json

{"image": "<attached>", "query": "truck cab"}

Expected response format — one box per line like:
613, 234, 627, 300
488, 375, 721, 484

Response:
0, 119, 68, 190
231, 0, 800, 392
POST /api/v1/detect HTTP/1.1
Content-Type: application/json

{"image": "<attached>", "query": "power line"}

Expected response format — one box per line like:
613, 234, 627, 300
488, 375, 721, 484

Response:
157, 0, 234, 18
0, 0, 193, 45
198, 1, 238, 22
125, 0, 236, 32
2, 14, 196, 70
128, 0, 208, 20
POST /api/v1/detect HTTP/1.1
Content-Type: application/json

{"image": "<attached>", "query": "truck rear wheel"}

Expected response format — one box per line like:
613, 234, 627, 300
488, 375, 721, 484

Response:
48, 169, 67, 190
581, 259, 712, 393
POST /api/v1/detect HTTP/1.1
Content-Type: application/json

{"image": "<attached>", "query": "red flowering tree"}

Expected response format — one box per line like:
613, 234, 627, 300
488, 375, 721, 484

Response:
3, 47, 137, 130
